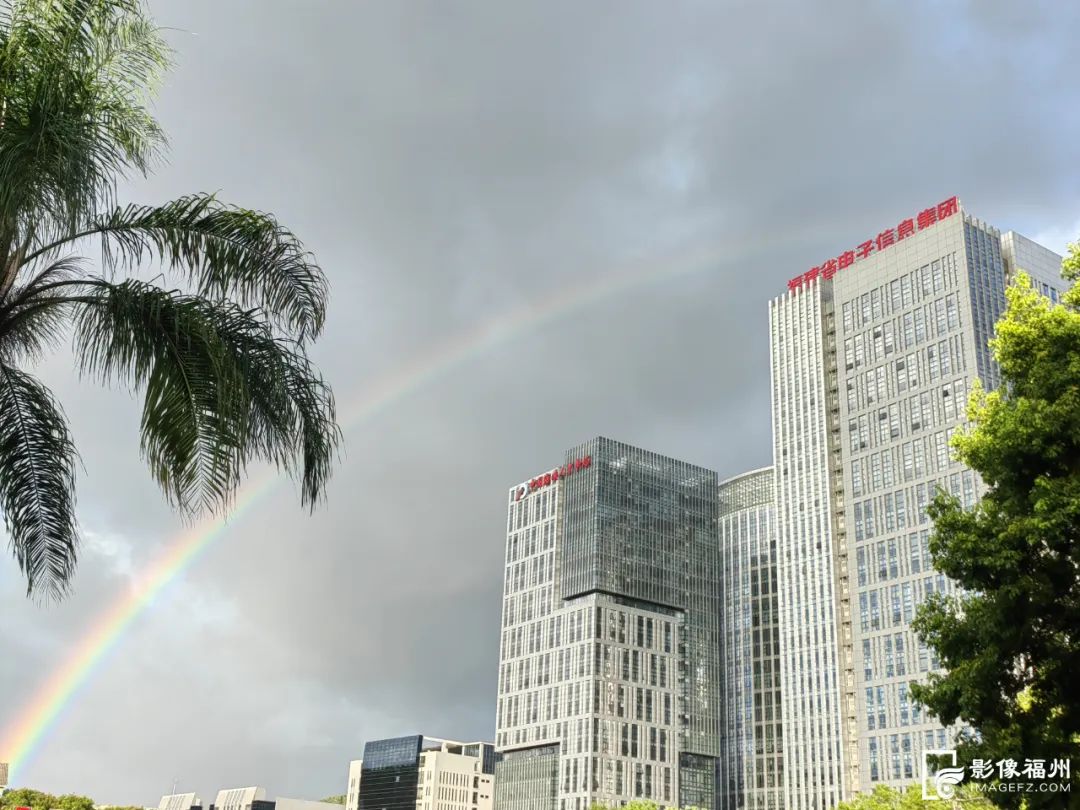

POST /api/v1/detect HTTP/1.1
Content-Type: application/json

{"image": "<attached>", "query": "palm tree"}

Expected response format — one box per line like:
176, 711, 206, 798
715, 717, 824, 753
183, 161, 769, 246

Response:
0, 0, 340, 598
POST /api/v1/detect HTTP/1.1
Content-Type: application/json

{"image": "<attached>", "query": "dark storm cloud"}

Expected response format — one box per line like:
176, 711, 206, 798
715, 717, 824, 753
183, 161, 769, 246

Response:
2, 0, 1079, 804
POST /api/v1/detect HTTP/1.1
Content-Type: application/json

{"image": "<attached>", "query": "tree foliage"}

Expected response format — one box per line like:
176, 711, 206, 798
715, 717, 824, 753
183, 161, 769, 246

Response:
910, 253, 1080, 808
318, 798, 345, 806
0, 0, 340, 598
0, 789, 96, 810
590, 800, 703, 810
833, 784, 995, 809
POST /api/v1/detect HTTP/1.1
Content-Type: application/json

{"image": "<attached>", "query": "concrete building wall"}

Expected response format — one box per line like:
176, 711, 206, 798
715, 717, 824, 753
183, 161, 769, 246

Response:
1001, 230, 1067, 303
158, 794, 201, 810
772, 197, 1064, 806
346, 760, 363, 810
418, 748, 494, 810
831, 205, 991, 793
214, 788, 266, 810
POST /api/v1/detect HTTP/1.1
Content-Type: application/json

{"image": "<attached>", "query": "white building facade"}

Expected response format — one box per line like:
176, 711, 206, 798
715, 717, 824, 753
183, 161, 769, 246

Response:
346, 760, 363, 810
348, 736, 496, 810
771, 196, 1065, 807
213, 788, 267, 810
158, 795, 201, 810
418, 741, 496, 810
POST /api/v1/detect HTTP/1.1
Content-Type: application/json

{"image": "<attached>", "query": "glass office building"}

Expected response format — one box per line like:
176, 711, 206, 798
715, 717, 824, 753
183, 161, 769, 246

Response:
360, 736, 426, 810
494, 437, 721, 810
718, 468, 780, 810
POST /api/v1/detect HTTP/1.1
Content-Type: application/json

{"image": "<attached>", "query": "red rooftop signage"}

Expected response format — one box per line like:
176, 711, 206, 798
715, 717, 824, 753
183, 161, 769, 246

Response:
515, 455, 592, 501
787, 195, 959, 294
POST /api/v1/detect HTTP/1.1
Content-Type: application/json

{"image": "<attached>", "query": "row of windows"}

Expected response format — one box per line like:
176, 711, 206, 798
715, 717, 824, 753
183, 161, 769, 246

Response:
841, 254, 960, 336
502, 603, 596, 655
507, 520, 556, 564
855, 530, 933, 587
852, 471, 975, 543
499, 641, 589, 691
865, 683, 927, 730
498, 669, 677, 730
501, 584, 553, 628
504, 550, 555, 596
849, 382, 971, 492
843, 292, 961, 372
862, 634, 912, 681
845, 333, 967, 417
559, 757, 674, 804
868, 730, 948, 782
508, 488, 556, 532
857, 574, 950, 633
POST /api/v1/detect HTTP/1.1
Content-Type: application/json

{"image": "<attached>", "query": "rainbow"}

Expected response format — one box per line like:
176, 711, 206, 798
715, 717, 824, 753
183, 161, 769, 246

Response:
0, 229, 786, 783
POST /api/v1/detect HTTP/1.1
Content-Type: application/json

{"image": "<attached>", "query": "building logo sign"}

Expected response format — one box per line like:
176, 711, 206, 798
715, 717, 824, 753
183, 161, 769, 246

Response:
515, 455, 592, 501
787, 195, 959, 294
922, 749, 1072, 800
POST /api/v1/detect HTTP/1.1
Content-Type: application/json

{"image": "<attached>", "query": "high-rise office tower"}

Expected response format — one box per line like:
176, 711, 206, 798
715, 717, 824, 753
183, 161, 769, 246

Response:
770, 196, 1064, 808
717, 468, 780, 810
494, 437, 721, 810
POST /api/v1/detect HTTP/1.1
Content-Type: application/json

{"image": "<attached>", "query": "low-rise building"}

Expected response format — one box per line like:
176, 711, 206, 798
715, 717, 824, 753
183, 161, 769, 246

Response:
349, 736, 497, 810
346, 760, 363, 810
158, 794, 202, 810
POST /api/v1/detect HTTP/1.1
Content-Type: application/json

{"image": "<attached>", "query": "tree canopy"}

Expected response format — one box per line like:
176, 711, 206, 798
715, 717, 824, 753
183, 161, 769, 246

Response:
833, 784, 995, 809
0, 789, 98, 810
911, 250, 1080, 808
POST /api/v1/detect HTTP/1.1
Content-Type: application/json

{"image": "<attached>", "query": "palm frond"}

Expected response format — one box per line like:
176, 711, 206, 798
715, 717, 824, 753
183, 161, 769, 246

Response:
0, 254, 83, 362
0, 0, 170, 250
72, 278, 338, 514
0, 361, 79, 599
27, 195, 328, 341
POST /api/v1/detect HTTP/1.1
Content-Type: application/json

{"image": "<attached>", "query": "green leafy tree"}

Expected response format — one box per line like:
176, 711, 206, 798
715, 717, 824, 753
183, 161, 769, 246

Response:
0, 788, 57, 810
54, 796, 94, 810
0, 789, 97, 810
0, 0, 339, 598
590, 800, 703, 810
833, 784, 995, 809
911, 257, 1080, 808
319, 798, 345, 806
0, 790, 145, 810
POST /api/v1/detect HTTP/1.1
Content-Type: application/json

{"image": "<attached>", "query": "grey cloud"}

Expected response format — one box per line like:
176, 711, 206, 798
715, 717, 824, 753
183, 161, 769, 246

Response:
2, 0, 1079, 804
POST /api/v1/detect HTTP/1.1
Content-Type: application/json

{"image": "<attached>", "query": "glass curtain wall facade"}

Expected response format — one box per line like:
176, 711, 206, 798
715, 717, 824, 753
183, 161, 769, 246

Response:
494, 437, 721, 810
718, 468, 780, 810
360, 737, 425, 810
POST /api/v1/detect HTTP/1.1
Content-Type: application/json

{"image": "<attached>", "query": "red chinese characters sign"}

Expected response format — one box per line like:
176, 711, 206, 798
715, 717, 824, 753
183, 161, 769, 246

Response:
787, 196, 958, 294
515, 455, 592, 501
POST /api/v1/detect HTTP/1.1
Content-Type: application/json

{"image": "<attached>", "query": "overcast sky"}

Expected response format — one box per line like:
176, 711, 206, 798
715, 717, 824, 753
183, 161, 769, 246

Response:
2, 0, 1079, 804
